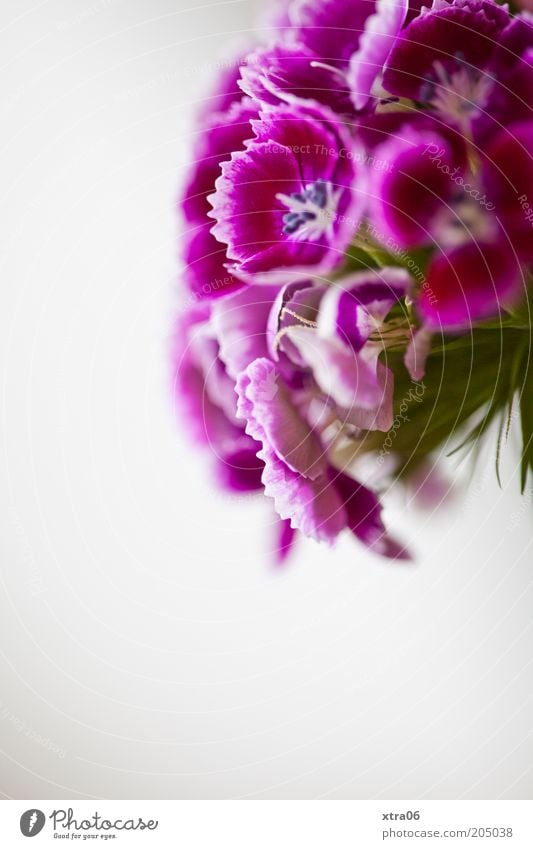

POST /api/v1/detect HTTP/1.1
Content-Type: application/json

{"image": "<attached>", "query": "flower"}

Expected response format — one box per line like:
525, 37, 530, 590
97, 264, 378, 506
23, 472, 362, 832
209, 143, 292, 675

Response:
362, 106, 530, 328
289, 0, 400, 70
244, 0, 409, 114
236, 357, 408, 556
194, 49, 249, 128
171, 303, 264, 492
172, 0, 533, 565
208, 103, 367, 281
382, 0, 511, 105
418, 241, 524, 330
272, 269, 412, 431
180, 98, 257, 300
347, 0, 409, 109
239, 42, 356, 116
471, 15, 533, 140
366, 123, 467, 248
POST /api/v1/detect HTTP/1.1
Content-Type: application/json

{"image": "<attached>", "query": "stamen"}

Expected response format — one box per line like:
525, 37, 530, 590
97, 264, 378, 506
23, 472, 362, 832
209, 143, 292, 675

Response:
281, 307, 318, 328
368, 318, 413, 349
310, 60, 346, 80
272, 312, 318, 355
277, 179, 341, 241
430, 62, 493, 136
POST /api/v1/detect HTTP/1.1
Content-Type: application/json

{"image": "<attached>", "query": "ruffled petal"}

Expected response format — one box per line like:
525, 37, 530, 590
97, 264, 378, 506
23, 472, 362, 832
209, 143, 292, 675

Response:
383, 0, 510, 100
348, 0, 409, 109
183, 224, 245, 301
260, 444, 348, 543
236, 358, 328, 479
181, 98, 257, 224
240, 42, 356, 115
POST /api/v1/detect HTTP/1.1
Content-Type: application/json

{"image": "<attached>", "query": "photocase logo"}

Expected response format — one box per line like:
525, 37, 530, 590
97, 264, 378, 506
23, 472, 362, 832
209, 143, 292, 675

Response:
20, 809, 46, 837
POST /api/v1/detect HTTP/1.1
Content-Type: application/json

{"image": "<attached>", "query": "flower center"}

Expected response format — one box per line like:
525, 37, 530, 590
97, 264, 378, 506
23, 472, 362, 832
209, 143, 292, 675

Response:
428, 61, 493, 134
277, 179, 341, 241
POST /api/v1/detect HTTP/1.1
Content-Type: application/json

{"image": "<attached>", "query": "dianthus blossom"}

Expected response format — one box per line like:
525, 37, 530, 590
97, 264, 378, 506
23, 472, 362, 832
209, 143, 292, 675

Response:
172, 0, 533, 564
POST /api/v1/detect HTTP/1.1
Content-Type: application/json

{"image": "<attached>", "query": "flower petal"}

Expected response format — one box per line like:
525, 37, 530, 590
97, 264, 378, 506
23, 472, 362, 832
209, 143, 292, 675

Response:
348, 0, 409, 109
236, 358, 328, 479
418, 242, 523, 329
287, 325, 385, 411
212, 285, 280, 379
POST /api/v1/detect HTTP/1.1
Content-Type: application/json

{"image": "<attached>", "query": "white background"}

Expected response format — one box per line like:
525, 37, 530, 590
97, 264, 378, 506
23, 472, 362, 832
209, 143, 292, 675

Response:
0, 0, 531, 799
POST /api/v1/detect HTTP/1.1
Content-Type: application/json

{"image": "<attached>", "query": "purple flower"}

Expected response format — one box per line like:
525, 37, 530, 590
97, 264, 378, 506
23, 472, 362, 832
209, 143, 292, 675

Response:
236, 357, 408, 556
367, 125, 466, 247
383, 0, 511, 104
182, 98, 257, 225
208, 104, 366, 282
239, 42, 356, 116
348, 0, 409, 109
171, 304, 263, 492
482, 120, 533, 263
278, 269, 411, 431
183, 224, 245, 301
246, 0, 408, 114
361, 105, 530, 329
289, 0, 381, 68
180, 98, 257, 300
195, 50, 249, 128
417, 241, 523, 330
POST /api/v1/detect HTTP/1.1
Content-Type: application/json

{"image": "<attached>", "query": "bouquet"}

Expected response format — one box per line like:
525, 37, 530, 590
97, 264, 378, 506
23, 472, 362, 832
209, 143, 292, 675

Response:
172, 0, 533, 564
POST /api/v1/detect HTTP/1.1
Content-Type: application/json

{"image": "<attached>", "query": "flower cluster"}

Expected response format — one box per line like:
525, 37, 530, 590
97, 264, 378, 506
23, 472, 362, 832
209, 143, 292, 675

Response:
172, 0, 533, 564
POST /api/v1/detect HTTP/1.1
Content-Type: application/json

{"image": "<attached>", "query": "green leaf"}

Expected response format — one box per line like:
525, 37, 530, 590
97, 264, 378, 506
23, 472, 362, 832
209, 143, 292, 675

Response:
359, 327, 530, 483
518, 345, 533, 492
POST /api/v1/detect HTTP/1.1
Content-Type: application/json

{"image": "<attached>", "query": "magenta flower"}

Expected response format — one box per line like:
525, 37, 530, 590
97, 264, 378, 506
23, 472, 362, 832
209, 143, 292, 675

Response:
208, 104, 366, 281
366, 125, 466, 248
236, 357, 408, 556
383, 0, 510, 104
347, 0, 409, 109
279, 270, 411, 430
239, 42, 356, 116
171, 304, 263, 492
253, 0, 408, 112
183, 225, 245, 301
362, 107, 529, 329
418, 241, 523, 330
289, 0, 386, 68
182, 98, 257, 225
180, 98, 257, 300
172, 0, 533, 565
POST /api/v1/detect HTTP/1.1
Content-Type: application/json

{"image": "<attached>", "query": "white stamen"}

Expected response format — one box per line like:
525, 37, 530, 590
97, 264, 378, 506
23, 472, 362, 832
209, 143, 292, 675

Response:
276, 184, 342, 241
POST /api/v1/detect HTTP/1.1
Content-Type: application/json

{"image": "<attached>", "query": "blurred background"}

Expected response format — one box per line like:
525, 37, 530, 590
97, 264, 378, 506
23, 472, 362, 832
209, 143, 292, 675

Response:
0, 0, 531, 799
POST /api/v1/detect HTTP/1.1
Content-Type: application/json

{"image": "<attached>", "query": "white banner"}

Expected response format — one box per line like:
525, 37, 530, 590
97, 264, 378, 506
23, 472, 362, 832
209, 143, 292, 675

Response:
0, 800, 531, 847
